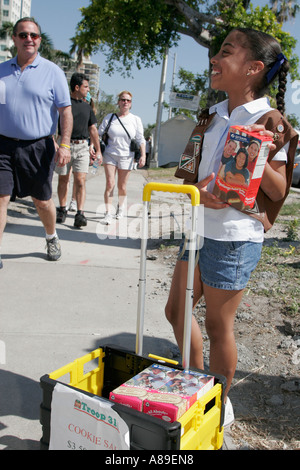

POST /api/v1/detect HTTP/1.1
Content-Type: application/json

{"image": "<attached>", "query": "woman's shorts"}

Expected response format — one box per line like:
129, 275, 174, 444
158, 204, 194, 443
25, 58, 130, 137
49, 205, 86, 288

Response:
103, 152, 134, 170
178, 237, 262, 290
0, 135, 55, 200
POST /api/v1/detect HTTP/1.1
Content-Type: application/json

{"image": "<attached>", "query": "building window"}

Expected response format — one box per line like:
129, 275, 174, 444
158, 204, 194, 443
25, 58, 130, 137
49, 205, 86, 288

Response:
4, 0, 10, 5
3, 10, 9, 17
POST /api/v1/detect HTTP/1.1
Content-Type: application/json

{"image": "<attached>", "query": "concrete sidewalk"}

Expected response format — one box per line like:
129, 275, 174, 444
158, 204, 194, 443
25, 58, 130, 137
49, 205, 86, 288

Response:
0, 167, 235, 450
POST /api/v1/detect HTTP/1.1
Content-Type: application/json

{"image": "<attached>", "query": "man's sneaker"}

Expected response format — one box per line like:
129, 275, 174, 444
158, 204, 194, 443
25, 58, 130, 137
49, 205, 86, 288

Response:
223, 397, 235, 428
46, 236, 61, 261
56, 207, 67, 224
74, 212, 87, 228
103, 212, 113, 225
68, 199, 77, 212
0, 255, 3, 269
115, 205, 124, 220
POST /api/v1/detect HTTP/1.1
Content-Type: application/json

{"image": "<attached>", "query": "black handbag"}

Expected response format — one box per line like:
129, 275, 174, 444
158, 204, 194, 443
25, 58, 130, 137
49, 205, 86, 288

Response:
130, 139, 140, 152
100, 113, 115, 153
115, 114, 141, 160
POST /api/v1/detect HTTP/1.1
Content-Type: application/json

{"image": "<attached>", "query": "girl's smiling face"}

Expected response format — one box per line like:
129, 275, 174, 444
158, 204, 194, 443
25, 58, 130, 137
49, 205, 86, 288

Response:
210, 31, 255, 94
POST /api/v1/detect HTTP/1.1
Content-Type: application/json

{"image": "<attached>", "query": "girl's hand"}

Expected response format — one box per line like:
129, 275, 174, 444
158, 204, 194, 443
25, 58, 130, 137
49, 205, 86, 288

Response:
193, 173, 228, 209
240, 124, 276, 151
242, 125, 287, 200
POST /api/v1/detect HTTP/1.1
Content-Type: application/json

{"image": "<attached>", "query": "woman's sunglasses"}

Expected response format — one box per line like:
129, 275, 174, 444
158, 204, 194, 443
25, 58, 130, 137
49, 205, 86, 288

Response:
17, 32, 41, 40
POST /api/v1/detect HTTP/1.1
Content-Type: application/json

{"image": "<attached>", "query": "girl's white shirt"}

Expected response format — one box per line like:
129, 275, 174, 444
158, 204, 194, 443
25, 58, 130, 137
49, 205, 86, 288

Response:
196, 97, 288, 242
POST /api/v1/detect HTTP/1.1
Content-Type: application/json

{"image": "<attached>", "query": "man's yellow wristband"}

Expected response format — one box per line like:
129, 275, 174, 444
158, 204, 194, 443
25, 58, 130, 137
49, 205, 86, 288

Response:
60, 143, 71, 149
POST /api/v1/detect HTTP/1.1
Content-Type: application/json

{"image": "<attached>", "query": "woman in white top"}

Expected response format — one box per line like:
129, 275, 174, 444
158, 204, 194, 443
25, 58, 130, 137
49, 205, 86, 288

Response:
98, 91, 146, 224
165, 28, 297, 427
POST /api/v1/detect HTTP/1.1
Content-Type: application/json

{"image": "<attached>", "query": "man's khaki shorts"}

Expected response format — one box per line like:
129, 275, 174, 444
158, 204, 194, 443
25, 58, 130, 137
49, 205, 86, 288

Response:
55, 141, 90, 175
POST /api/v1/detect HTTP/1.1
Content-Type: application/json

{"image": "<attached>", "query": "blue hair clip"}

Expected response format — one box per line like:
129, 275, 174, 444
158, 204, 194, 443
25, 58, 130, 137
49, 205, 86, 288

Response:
266, 52, 287, 84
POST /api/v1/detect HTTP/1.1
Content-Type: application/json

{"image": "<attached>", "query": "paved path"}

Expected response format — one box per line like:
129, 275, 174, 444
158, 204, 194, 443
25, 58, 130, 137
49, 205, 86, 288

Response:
0, 167, 234, 450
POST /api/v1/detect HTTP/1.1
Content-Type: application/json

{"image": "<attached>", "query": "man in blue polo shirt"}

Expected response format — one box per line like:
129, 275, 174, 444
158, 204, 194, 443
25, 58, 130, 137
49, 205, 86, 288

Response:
0, 17, 73, 269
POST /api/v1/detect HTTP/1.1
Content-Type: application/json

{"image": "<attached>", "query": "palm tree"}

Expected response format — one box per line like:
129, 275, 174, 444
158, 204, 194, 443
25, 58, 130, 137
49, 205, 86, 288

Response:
270, 0, 300, 23
0, 21, 13, 40
69, 37, 85, 72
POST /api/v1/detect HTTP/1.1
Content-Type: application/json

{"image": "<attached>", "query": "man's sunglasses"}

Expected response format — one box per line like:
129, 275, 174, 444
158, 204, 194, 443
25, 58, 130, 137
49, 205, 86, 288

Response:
17, 32, 41, 40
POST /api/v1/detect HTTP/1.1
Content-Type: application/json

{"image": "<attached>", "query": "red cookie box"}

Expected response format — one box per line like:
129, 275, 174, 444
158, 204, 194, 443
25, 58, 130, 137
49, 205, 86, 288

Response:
109, 364, 214, 422
213, 126, 273, 210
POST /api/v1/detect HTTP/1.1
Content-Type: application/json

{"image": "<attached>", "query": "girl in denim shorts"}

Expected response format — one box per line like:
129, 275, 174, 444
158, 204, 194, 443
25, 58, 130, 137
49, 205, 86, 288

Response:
165, 28, 297, 427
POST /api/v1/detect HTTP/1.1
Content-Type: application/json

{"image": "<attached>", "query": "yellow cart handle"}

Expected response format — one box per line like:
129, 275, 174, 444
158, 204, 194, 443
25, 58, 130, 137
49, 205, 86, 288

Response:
143, 182, 200, 207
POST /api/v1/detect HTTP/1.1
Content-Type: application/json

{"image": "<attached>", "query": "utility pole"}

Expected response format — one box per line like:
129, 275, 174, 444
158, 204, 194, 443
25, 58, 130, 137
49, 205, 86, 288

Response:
168, 52, 177, 120
150, 49, 168, 168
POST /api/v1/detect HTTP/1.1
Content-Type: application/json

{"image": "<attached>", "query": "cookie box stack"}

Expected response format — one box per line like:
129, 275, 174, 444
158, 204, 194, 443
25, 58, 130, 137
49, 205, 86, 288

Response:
109, 364, 214, 422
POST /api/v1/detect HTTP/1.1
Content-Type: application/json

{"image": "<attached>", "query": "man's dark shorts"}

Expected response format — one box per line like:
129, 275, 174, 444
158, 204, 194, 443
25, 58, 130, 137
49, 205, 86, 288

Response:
0, 135, 55, 200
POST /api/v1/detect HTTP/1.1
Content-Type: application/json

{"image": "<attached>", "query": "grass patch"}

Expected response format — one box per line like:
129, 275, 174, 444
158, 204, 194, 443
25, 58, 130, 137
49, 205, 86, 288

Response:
248, 242, 300, 317
279, 201, 300, 216
146, 166, 178, 181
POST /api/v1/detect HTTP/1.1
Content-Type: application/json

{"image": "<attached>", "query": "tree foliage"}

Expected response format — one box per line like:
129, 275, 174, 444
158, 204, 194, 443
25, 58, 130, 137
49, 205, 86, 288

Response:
74, 0, 299, 81
96, 91, 119, 123
72, 0, 182, 74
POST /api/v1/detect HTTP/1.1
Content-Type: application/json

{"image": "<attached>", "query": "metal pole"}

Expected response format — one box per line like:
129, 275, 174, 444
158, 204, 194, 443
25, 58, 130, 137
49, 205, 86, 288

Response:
150, 49, 169, 168
168, 52, 177, 120
182, 206, 197, 370
135, 200, 149, 356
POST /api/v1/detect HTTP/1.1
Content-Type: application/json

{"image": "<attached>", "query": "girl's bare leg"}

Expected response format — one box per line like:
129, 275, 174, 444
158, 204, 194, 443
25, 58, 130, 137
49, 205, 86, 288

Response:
166, 259, 244, 398
204, 284, 244, 398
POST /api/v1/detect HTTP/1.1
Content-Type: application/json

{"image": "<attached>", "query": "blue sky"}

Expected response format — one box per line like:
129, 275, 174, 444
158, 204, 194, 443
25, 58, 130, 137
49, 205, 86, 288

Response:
31, 0, 300, 127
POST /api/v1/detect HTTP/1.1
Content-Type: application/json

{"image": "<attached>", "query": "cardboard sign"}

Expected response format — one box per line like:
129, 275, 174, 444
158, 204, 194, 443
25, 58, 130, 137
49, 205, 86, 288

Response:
169, 92, 200, 111
49, 383, 130, 450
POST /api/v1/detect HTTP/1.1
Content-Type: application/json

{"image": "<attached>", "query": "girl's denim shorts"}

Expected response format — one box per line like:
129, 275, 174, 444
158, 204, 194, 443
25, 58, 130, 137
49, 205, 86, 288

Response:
178, 237, 262, 291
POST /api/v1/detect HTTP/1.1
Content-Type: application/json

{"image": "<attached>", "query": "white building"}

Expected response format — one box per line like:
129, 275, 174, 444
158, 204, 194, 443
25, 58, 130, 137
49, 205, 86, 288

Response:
0, 0, 31, 62
60, 54, 100, 99
152, 115, 196, 167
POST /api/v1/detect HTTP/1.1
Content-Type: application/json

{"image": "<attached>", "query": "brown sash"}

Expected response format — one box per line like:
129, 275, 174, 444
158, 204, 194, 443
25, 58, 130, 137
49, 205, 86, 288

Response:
174, 109, 216, 183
